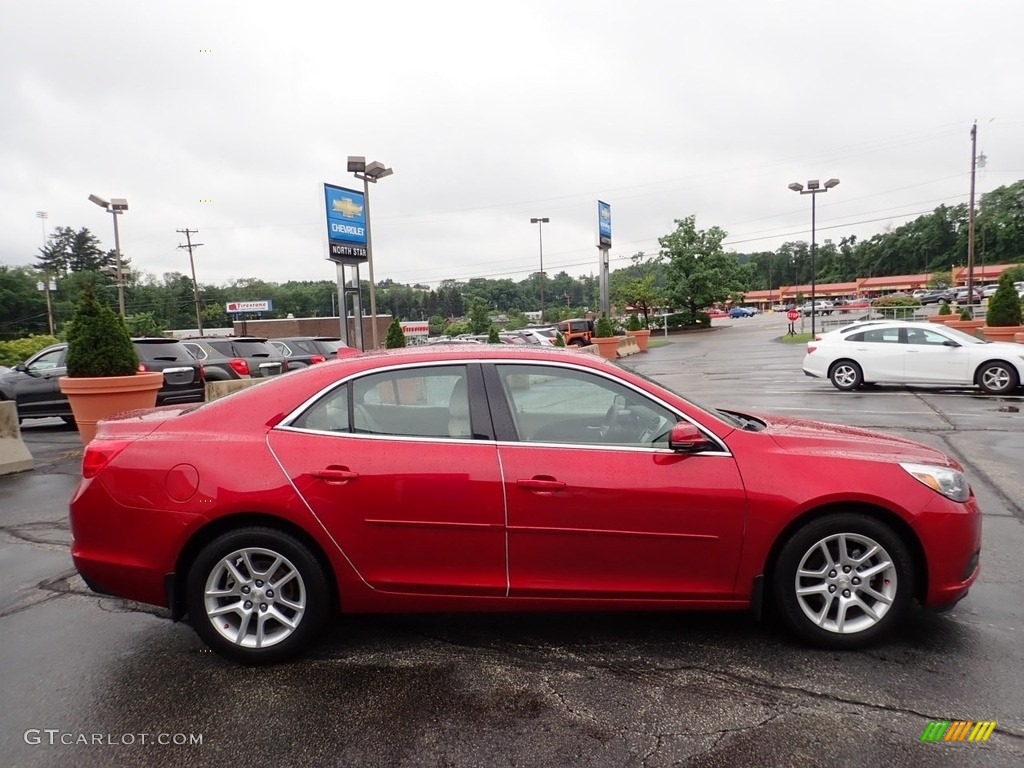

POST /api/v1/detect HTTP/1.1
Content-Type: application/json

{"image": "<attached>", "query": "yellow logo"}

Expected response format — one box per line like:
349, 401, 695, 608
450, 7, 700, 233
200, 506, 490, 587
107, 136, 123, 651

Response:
332, 198, 363, 218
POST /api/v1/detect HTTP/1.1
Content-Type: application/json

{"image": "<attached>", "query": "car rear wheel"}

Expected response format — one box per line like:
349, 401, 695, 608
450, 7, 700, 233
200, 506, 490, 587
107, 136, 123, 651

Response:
772, 514, 913, 649
976, 361, 1019, 395
829, 360, 863, 391
186, 527, 329, 664
571, 339, 586, 347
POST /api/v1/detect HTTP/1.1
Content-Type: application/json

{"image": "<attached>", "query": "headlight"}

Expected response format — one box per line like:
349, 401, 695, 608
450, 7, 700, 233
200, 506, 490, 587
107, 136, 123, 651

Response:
899, 462, 970, 503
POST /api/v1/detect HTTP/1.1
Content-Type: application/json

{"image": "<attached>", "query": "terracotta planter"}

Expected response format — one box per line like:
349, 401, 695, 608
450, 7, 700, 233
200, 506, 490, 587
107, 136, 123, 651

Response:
928, 313, 952, 323
591, 336, 621, 360
59, 372, 164, 444
625, 329, 651, 351
1016, 332, 1024, 344
944, 319, 985, 332
982, 325, 1024, 343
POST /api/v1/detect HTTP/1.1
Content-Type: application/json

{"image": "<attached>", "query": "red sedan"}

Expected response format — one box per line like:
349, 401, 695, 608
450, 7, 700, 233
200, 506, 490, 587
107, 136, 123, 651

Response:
69, 346, 981, 663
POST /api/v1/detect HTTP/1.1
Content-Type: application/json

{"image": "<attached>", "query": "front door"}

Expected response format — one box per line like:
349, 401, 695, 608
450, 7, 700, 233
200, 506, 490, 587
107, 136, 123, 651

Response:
491, 363, 747, 600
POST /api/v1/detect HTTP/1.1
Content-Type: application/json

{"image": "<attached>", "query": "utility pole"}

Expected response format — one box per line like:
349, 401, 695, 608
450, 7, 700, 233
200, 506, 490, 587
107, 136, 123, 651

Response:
966, 121, 978, 310
177, 228, 204, 334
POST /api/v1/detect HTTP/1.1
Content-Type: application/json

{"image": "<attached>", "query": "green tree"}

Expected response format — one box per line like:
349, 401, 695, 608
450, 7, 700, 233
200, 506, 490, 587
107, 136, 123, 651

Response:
468, 299, 491, 334
660, 216, 744, 319
487, 327, 500, 343
384, 316, 406, 348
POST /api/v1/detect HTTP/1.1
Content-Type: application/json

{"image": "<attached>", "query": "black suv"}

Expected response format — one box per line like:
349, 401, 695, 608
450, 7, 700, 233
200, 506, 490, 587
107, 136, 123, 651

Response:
0, 339, 204, 422
179, 336, 286, 381
268, 336, 359, 368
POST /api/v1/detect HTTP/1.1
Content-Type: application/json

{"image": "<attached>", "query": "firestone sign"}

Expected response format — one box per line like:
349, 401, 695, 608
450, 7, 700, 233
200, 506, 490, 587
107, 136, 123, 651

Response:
225, 300, 272, 313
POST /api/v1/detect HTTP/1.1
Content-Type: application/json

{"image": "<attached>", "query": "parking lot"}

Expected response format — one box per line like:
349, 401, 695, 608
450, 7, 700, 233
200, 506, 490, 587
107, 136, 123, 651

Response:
2, 312, 1022, 767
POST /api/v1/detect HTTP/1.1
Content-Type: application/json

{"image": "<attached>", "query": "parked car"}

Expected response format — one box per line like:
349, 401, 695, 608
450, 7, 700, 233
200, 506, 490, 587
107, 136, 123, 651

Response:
69, 346, 981, 663
917, 290, 955, 305
952, 287, 984, 304
728, 307, 757, 318
180, 336, 287, 381
0, 338, 205, 422
802, 321, 1024, 395
800, 299, 834, 316
269, 337, 359, 368
518, 328, 560, 346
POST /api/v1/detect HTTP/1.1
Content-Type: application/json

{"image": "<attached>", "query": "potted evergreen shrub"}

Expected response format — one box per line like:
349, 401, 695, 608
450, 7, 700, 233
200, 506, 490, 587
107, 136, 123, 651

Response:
553, 332, 566, 347
487, 327, 501, 343
58, 283, 163, 444
624, 313, 651, 351
982, 274, 1024, 343
946, 305, 984, 334
929, 300, 952, 323
591, 315, 620, 360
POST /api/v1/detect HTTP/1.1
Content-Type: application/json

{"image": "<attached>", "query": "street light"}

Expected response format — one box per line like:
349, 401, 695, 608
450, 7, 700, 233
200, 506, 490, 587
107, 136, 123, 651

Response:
35, 211, 56, 334
348, 156, 394, 350
88, 194, 129, 316
530, 217, 549, 322
788, 178, 839, 337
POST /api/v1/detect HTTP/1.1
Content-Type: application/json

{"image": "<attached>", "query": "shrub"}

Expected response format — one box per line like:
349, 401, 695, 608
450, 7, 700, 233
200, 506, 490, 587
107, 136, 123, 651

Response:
385, 317, 406, 348
554, 332, 566, 347
626, 314, 641, 332
938, 301, 952, 316
65, 283, 139, 377
959, 308, 973, 321
595, 316, 615, 338
0, 335, 61, 367
985, 274, 1023, 327
487, 327, 500, 343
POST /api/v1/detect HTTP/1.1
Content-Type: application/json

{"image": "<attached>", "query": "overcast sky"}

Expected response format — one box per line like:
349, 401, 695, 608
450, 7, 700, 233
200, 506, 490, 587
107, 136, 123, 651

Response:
2, 1, 1022, 291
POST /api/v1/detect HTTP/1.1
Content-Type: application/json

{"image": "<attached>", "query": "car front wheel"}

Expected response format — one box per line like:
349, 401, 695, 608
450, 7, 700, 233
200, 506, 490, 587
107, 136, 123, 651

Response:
829, 360, 863, 391
186, 527, 329, 664
773, 513, 914, 649
976, 361, 1019, 395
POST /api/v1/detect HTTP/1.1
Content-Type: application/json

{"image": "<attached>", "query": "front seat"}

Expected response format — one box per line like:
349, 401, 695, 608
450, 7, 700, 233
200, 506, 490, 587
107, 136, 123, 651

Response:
447, 377, 471, 438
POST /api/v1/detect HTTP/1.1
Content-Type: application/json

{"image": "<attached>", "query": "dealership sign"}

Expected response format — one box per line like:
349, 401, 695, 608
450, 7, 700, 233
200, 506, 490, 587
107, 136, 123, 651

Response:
324, 183, 368, 263
400, 321, 429, 336
226, 300, 273, 313
598, 200, 611, 249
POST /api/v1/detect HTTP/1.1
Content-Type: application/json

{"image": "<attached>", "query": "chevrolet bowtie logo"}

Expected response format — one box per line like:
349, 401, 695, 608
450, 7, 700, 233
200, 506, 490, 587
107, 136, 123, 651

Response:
333, 198, 363, 217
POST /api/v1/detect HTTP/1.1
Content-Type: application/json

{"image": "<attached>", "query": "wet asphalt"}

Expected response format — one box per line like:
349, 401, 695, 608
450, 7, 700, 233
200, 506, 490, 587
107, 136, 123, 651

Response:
1, 313, 1022, 767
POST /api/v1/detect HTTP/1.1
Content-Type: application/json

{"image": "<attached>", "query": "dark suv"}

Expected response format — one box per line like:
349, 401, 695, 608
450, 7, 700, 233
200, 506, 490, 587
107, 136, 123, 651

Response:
0, 339, 204, 422
179, 336, 286, 381
268, 336, 360, 368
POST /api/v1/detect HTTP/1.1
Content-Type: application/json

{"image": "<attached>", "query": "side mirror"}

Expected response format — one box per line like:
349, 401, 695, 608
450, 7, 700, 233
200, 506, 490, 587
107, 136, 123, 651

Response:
942, 340, 961, 348
14, 363, 29, 373
668, 422, 714, 453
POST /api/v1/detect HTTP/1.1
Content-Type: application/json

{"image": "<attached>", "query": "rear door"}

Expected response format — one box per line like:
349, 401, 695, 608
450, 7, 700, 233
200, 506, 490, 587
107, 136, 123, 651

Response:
269, 363, 507, 595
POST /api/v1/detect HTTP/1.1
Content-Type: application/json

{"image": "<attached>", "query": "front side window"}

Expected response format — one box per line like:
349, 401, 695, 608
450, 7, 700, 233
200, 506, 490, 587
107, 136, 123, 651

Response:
495, 364, 676, 448
28, 348, 65, 372
903, 328, 949, 346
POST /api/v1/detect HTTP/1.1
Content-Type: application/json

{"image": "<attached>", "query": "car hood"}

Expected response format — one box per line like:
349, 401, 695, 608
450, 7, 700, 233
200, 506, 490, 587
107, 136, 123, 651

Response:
754, 413, 959, 469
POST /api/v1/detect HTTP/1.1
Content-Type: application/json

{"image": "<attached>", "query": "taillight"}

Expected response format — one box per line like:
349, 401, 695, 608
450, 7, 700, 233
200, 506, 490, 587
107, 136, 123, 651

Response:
198, 363, 206, 381
310, 355, 326, 364
82, 439, 132, 479
138, 362, 148, 372
229, 358, 250, 376
807, 345, 817, 353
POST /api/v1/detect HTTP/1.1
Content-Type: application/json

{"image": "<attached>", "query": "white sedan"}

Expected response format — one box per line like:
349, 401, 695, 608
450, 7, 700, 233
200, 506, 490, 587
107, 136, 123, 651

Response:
802, 321, 1024, 395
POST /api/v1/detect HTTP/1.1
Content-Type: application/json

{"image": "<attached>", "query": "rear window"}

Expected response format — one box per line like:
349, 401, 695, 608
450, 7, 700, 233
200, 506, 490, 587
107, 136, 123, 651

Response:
208, 339, 278, 357
133, 340, 196, 363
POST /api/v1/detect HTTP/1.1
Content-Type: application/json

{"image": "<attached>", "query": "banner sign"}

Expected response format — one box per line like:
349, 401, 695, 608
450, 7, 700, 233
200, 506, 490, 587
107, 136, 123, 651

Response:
598, 200, 611, 249
324, 183, 368, 263
226, 300, 272, 313
400, 321, 429, 336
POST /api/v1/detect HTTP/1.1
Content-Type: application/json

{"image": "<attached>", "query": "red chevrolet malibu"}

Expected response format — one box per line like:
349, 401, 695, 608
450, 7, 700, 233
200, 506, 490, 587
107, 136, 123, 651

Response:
69, 346, 981, 663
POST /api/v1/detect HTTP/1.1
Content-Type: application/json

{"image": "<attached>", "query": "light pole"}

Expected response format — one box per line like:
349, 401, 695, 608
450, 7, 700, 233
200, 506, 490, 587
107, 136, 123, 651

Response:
788, 178, 839, 337
348, 156, 393, 349
35, 211, 56, 334
88, 194, 128, 316
530, 217, 549, 322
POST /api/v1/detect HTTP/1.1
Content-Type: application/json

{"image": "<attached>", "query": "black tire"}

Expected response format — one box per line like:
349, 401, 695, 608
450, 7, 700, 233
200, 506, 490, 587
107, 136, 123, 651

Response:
60, 415, 76, 426
186, 527, 329, 664
772, 513, 914, 649
828, 360, 863, 391
976, 361, 1019, 395
571, 339, 586, 347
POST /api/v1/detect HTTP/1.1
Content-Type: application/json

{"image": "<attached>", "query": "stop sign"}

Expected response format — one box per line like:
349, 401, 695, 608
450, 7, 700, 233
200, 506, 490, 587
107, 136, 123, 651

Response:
787, 309, 800, 322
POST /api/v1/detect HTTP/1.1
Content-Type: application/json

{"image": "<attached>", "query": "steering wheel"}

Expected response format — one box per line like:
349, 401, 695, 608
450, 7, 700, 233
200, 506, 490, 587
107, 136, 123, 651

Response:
598, 402, 623, 439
